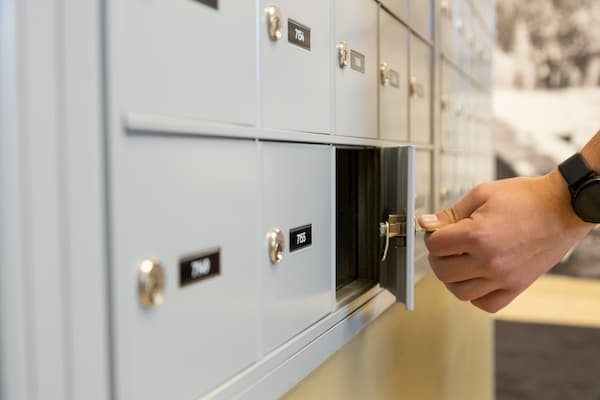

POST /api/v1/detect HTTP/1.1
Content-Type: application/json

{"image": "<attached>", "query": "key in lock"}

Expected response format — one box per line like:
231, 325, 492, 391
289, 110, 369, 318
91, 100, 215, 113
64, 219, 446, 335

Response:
379, 214, 408, 262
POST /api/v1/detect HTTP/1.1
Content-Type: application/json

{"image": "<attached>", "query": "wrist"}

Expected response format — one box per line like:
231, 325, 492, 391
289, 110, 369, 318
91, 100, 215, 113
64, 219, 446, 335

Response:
581, 146, 600, 173
581, 130, 600, 172
546, 168, 596, 229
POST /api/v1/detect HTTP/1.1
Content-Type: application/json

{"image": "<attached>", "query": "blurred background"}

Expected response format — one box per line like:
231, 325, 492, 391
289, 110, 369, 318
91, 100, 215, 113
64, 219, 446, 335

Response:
493, 1, 600, 399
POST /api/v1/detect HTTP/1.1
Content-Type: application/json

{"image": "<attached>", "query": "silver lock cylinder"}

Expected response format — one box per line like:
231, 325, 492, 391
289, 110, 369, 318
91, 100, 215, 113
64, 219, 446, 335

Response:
441, 94, 450, 111
410, 76, 425, 98
380, 62, 390, 86
137, 258, 166, 308
409, 76, 418, 97
440, 0, 450, 17
265, 6, 283, 42
267, 229, 285, 264
337, 41, 349, 69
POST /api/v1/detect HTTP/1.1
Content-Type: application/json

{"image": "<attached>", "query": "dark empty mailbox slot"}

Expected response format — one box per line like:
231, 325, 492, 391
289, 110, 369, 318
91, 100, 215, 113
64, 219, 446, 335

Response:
335, 148, 379, 303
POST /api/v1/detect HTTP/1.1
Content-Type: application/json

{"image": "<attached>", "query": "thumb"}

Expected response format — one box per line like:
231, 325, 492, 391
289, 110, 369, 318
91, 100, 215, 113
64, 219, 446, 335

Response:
419, 185, 489, 230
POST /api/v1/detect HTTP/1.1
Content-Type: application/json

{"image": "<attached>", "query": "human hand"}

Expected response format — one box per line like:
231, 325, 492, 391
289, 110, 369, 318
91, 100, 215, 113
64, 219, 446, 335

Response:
419, 170, 595, 313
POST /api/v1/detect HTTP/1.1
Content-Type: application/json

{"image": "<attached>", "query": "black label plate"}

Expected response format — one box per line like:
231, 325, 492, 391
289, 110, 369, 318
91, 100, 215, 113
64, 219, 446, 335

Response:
180, 248, 220, 287
289, 225, 312, 252
194, 0, 218, 9
288, 19, 311, 51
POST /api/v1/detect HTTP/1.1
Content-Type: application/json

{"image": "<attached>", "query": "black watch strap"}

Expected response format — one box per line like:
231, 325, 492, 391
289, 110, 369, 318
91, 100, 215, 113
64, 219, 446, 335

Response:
558, 153, 594, 192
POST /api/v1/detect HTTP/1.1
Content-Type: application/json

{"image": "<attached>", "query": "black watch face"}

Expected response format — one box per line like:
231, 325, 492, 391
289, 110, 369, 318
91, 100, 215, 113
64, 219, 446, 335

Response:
573, 178, 600, 223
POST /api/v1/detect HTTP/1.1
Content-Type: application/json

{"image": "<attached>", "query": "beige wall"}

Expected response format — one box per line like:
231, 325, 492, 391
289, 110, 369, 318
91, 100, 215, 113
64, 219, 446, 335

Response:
284, 273, 494, 400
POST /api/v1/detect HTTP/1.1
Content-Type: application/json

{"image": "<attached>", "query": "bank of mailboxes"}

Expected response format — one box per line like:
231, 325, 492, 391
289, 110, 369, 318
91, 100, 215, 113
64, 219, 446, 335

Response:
110, 139, 416, 399
119, 0, 434, 142
440, 60, 494, 209
108, 0, 491, 398
440, 0, 493, 90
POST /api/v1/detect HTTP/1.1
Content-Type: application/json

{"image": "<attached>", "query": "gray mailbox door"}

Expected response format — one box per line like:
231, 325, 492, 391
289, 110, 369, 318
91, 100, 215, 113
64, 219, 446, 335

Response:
379, 146, 415, 310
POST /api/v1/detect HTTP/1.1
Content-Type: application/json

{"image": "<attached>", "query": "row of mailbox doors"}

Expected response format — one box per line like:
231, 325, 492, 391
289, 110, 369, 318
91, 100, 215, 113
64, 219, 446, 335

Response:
439, 0, 494, 89
441, 60, 494, 152
115, 0, 433, 142
109, 137, 431, 399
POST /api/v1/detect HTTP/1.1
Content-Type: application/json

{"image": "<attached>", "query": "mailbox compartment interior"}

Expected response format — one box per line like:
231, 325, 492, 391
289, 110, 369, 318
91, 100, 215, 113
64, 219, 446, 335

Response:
335, 147, 380, 304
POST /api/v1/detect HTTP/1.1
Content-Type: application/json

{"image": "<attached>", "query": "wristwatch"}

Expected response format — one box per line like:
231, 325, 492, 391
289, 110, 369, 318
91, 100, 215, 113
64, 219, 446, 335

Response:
558, 153, 600, 223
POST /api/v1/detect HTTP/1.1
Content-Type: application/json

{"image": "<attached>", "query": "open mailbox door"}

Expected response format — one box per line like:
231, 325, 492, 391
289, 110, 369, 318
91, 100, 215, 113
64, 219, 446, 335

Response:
379, 146, 416, 310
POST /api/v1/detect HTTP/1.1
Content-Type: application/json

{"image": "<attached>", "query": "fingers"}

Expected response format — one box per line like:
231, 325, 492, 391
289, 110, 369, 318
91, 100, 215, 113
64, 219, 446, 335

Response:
450, 184, 489, 221
419, 184, 489, 231
428, 253, 486, 283
445, 278, 500, 302
425, 218, 475, 257
471, 289, 518, 313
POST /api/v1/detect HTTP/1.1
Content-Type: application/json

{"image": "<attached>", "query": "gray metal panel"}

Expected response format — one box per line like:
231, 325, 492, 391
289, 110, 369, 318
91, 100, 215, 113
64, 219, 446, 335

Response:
440, 152, 457, 208
334, 0, 378, 139
110, 137, 261, 400
1, 2, 111, 400
260, 0, 332, 134
409, 0, 432, 41
460, 78, 474, 152
380, 146, 415, 310
63, 0, 111, 397
379, 9, 409, 142
0, 0, 29, 398
441, 61, 457, 150
461, 0, 473, 75
410, 35, 433, 144
440, 0, 454, 59
12, 0, 71, 398
414, 150, 432, 275
261, 142, 334, 352
453, 0, 465, 67
115, 0, 256, 126
380, 0, 408, 22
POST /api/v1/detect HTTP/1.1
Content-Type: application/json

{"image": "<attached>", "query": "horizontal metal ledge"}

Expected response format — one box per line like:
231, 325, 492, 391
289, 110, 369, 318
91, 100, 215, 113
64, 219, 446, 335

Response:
123, 112, 436, 151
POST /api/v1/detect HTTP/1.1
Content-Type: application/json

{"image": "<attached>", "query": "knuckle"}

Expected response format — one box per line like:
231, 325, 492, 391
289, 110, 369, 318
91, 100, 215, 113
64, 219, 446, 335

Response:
470, 183, 488, 200
423, 237, 436, 252
473, 299, 500, 313
454, 289, 472, 302
472, 293, 512, 314
486, 256, 505, 276
467, 227, 486, 247
429, 257, 455, 283
430, 264, 448, 282
467, 225, 495, 253
446, 283, 472, 302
